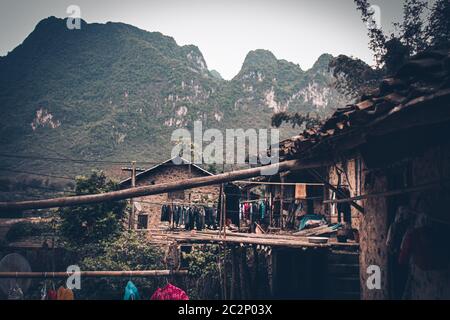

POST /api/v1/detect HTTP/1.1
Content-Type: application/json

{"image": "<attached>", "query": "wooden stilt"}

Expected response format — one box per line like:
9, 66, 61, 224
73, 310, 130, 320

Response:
231, 245, 238, 300
252, 245, 259, 298
238, 246, 247, 300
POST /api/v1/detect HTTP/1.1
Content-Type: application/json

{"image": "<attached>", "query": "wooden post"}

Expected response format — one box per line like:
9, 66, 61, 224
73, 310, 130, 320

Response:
121, 162, 145, 230
269, 248, 277, 298
280, 176, 284, 229
223, 193, 227, 239
269, 188, 273, 228
218, 184, 223, 238
129, 161, 136, 230
171, 201, 174, 229
237, 246, 252, 299
231, 245, 238, 300
223, 244, 228, 300
217, 244, 224, 299
252, 245, 259, 298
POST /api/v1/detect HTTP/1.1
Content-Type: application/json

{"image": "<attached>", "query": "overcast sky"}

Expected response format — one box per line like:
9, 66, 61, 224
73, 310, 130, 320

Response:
0, 0, 405, 79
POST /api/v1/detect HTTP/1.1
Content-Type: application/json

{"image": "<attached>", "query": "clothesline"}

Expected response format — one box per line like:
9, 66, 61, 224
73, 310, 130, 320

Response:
235, 180, 325, 186
0, 270, 188, 279
136, 200, 218, 207
239, 198, 270, 204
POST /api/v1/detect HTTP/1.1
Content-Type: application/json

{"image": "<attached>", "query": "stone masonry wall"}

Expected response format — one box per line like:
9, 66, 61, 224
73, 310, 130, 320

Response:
133, 165, 220, 229
359, 142, 450, 300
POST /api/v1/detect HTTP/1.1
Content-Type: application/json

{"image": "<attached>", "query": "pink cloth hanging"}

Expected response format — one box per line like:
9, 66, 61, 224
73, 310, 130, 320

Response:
150, 283, 189, 300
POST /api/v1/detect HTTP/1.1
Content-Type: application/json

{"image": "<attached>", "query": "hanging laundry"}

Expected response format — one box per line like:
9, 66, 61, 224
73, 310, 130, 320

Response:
40, 282, 47, 300
295, 183, 307, 199
47, 282, 57, 300
243, 203, 250, 220
161, 204, 172, 222
123, 280, 140, 300
56, 286, 74, 300
298, 214, 327, 231
204, 206, 216, 228
178, 206, 186, 226
250, 203, 258, 222
386, 206, 414, 255
150, 283, 189, 300
259, 201, 266, 219
7, 284, 24, 300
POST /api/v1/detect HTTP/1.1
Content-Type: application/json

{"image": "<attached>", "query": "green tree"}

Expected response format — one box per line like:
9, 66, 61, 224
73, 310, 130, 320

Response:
333, 0, 450, 98
77, 231, 165, 299
58, 171, 127, 248
182, 245, 223, 300
425, 0, 450, 49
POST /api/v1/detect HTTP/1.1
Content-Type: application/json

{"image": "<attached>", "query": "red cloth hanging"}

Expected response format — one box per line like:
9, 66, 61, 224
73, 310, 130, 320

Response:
150, 283, 189, 300
47, 289, 57, 300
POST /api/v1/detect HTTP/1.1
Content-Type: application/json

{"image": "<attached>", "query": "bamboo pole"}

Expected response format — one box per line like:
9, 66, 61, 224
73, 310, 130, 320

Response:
230, 245, 237, 300
0, 270, 188, 278
218, 184, 223, 238
252, 245, 260, 299
223, 193, 227, 239
0, 159, 330, 212
130, 160, 136, 230
222, 244, 228, 300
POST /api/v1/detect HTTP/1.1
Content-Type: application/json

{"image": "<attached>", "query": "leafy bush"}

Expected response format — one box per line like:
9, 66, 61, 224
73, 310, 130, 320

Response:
58, 171, 127, 248
5, 221, 52, 242
75, 231, 165, 299
182, 245, 224, 300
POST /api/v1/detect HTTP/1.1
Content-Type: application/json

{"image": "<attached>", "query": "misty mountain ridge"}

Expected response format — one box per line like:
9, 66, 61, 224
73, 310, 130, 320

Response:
0, 17, 352, 178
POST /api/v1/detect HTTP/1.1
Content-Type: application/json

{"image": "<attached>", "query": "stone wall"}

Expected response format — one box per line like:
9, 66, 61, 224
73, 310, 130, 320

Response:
358, 142, 450, 299
133, 164, 220, 229
406, 143, 450, 299
359, 171, 389, 299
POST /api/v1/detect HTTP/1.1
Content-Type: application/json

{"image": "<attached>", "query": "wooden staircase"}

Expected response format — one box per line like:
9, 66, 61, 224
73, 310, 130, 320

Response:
327, 250, 361, 300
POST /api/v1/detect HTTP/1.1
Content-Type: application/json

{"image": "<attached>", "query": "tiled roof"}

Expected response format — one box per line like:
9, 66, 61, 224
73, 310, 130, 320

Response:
277, 49, 450, 161
119, 156, 214, 187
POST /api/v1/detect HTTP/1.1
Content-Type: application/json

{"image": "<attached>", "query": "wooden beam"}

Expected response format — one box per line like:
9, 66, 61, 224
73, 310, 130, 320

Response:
0, 270, 188, 278
0, 159, 330, 212
308, 169, 365, 214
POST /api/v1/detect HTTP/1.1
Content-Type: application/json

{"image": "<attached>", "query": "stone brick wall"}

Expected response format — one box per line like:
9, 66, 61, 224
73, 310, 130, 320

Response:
358, 142, 450, 299
132, 164, 220, 229
359, 171, 389, 299
406, 143, 450, 299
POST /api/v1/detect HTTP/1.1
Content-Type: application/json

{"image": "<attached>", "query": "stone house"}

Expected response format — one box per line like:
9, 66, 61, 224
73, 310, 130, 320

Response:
120, 157, 220, 230
277, 49, 450, 299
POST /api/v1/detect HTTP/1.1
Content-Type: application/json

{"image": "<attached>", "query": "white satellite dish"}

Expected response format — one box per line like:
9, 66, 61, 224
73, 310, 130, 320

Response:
0, 253, 32, 296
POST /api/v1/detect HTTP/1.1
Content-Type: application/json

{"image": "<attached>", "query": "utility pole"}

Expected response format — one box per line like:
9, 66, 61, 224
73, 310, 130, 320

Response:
121, 161, 145, 230
131, 161, 136, 230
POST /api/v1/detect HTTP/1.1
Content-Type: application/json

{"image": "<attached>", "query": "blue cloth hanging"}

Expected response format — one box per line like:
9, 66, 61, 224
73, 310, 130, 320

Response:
298, 214, 327, 231
123, 280, 140, 300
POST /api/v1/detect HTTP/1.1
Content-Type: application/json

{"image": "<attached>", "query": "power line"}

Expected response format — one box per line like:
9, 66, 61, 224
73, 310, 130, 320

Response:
0, 153, 165, 165
1, 184, 75, 194
0, 167, 75, 180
